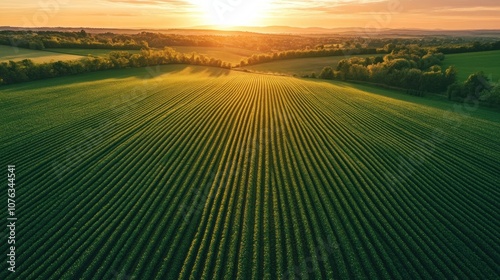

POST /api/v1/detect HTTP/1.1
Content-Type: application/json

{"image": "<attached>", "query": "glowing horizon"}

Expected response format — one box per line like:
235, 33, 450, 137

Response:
1, 0, 499, 30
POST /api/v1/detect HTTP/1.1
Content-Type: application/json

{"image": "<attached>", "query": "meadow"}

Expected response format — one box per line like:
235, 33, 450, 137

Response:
0, 65, 498, 279
442, 50, 500, 82
238, 54, 373, 76
170, 46, 258, 65
45, 48, 141, 57
239, 49, 500, 86
0, 45, 83, 63
0, 45, 253, 66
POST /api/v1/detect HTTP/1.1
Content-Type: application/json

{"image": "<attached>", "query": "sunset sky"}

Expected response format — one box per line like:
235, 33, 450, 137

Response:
1, 0, 499, 30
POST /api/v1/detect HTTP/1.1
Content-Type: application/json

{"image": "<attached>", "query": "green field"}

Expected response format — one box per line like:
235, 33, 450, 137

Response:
241, 50, 500, 83
443, 50, 500, 82
239, 54, 373, 76
45, 48, 141, 57
1, 65, 499, 279
171, 46, 258, 65
46, 46, 256, 65
0, 45, 83, 63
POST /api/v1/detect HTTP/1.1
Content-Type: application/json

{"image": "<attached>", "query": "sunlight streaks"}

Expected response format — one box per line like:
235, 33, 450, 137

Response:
188, 0, 270, 26
0, 0, 499, 29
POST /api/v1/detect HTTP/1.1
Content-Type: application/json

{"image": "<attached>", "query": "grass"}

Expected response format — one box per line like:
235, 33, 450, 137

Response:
443, 50, 500, 82
0, 65, 499, 279
171, 46, 259, 65
45, 48, 141, 57
0, 45, 83, 63
238, 54, 374, 76
1, 46, 141, 63
45, 46, 257, 65
240, 50, 500, 84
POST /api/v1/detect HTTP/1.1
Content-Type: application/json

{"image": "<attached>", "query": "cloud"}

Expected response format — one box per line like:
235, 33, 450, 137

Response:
3, 0, 497, 29
103, 0, 500, 19
259, 0, 500, 29
106, 0, 193, 7
269, 0, 500, 15
446, 6, 500, 12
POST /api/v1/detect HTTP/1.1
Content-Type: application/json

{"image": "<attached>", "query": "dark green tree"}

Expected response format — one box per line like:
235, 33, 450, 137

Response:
464, 72, 491, 98
319, 66, 334, 80
445, 65, 458, 86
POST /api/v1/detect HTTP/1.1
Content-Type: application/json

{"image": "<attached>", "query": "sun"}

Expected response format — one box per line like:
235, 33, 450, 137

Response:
190, 0, 269, 27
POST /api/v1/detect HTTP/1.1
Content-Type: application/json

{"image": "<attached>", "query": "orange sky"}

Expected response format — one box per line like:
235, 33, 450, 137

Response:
1, 0, 499, 30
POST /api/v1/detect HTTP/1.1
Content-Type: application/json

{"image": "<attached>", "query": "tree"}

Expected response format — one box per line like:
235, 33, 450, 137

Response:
384, 43, 395, 53
429, 65, 442, 72
319, 66, 334, 80
336, 59, 350, 78
387, 58, 411, 72
420, 71, 445, 92
28, 40, 44, 50
479, 85, 500, 106
368, 64, 386, 82
447, 83, 464, 100
464, 72, 491, 98
420, 53, 441, 69
79, 29, 87, 37
373, 56, 384, 64
348, 64, 369, 81
402, 68, 422, 90
445, 65, 458, 86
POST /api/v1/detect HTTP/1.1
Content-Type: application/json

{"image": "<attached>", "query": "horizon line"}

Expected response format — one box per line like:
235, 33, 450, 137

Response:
2, 25, 500, 33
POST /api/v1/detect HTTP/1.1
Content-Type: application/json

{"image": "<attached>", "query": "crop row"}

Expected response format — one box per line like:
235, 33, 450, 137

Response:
0, 67, 498, 279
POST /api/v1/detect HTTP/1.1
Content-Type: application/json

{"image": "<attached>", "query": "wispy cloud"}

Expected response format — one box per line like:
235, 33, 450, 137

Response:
446, 6, 500, 12
0, 0, 499, 29
105, 0, 200, 14
107, 0, 191, 6
30, 0, 500, 17
267, 0, 500, 15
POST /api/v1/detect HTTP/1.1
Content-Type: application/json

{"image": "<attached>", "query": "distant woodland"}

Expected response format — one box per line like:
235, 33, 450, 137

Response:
2, 30, 500, 53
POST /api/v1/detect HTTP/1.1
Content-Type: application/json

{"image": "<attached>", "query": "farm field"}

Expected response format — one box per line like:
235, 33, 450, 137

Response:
0, 65, 499, 279
238, 54, 373, 76
171, 46, 258, 65
45, 46, 259, 65
45, 48, 141, 57
45, 46, 254, 64
443, 50, 500, 82
0, 45, 83, 63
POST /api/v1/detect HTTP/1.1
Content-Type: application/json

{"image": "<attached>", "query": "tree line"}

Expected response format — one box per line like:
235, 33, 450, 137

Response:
0, 30, 144, 50
238, 47, 382, 67
435, 41, 500, 54
312, 45, 455, 94
0, 48, 230, 85
236, 40, 500, 69
447, 72, 500, 106
3, 30, 499, 54
309, 44, 500, 106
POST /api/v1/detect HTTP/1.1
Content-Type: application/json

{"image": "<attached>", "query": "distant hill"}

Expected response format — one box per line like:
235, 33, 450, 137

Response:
1, 26, 500, 37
